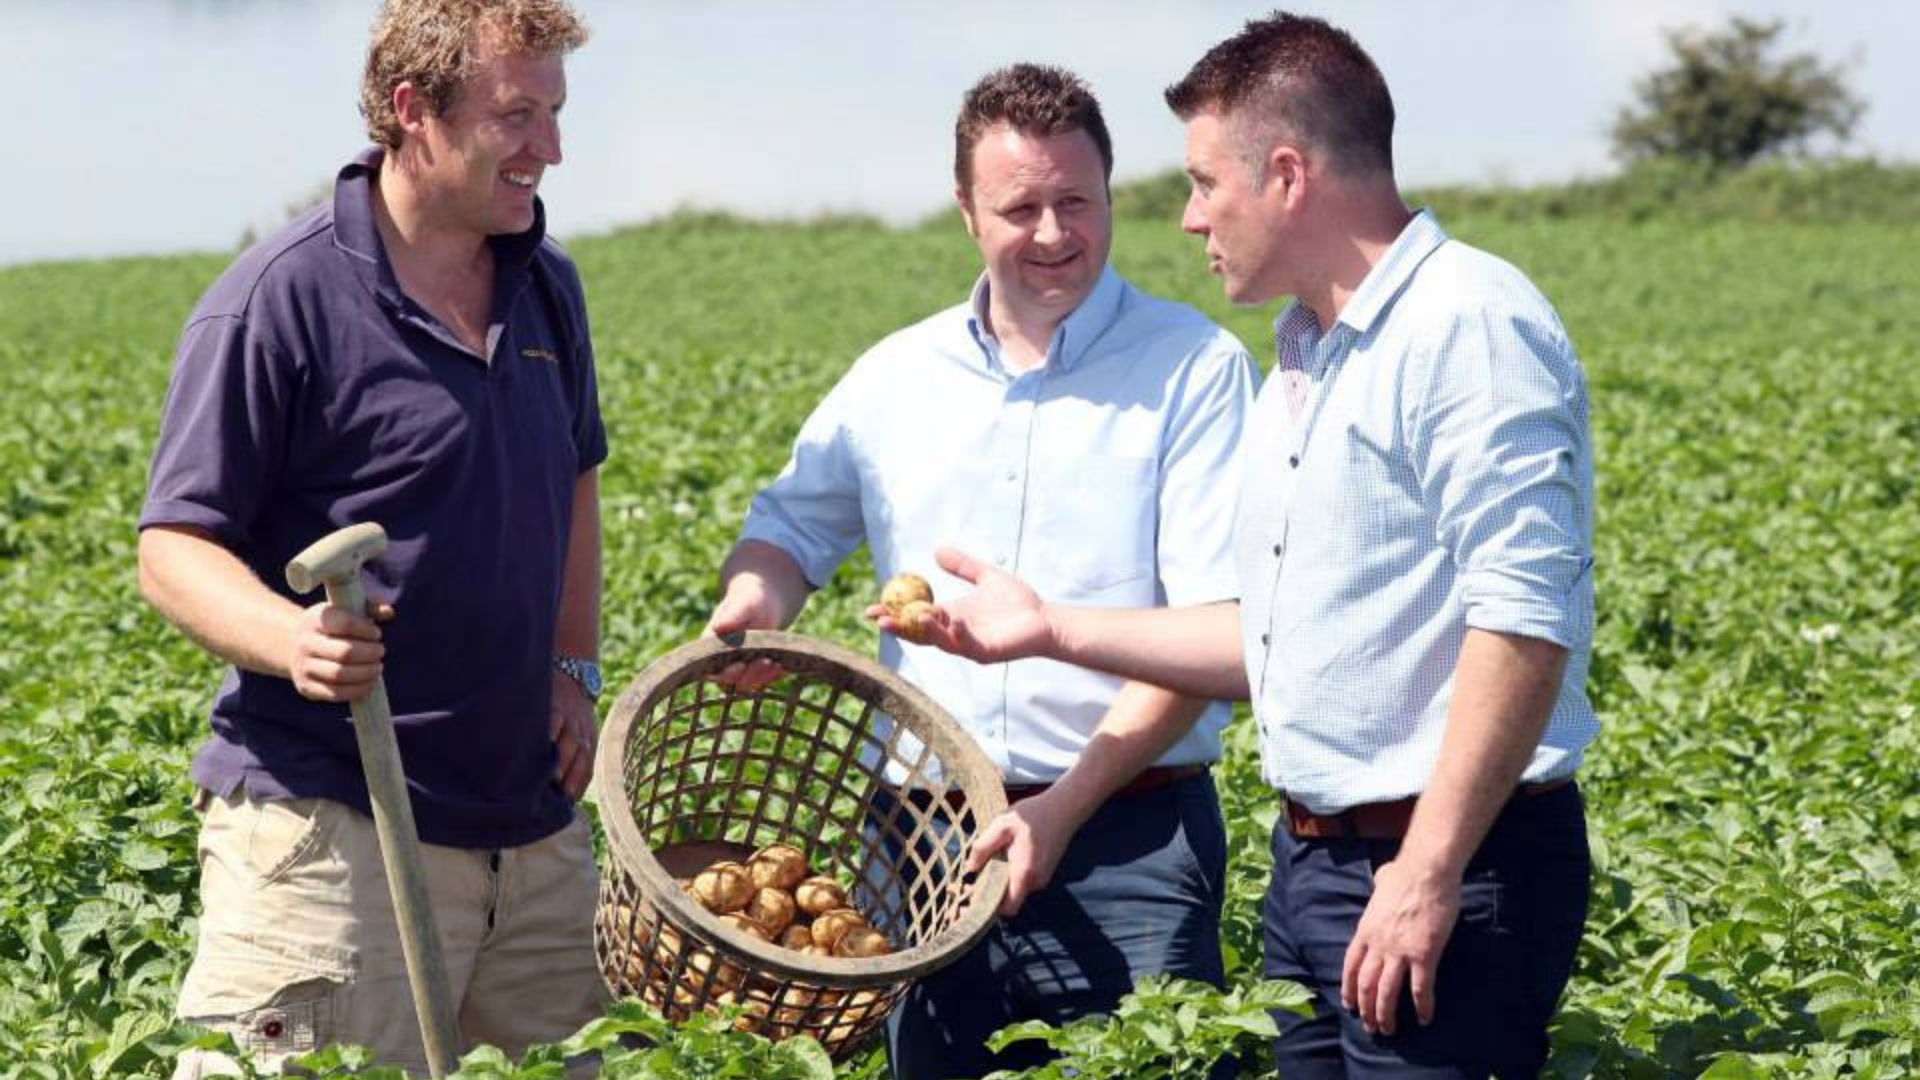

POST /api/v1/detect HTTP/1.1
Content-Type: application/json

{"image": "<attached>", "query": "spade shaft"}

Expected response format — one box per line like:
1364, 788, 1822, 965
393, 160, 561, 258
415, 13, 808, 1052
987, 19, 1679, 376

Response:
286, 523, 458, 1077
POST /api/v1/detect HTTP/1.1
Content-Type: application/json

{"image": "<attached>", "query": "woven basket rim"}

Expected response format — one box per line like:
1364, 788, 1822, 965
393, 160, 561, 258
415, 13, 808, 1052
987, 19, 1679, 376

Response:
592, 629, 1010, 985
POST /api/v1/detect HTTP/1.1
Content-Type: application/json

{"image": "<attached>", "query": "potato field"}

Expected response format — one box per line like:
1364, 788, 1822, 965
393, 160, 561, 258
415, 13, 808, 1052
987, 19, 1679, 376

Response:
1, 181, 1916, 1078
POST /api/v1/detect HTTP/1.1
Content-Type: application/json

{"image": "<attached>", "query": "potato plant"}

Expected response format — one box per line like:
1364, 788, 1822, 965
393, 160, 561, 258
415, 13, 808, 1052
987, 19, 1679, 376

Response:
0, 178, 1916, 1077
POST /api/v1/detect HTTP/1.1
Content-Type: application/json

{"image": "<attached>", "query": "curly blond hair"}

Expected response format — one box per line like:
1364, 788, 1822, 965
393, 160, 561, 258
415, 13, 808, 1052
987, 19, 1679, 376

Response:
360, 0, 589, 148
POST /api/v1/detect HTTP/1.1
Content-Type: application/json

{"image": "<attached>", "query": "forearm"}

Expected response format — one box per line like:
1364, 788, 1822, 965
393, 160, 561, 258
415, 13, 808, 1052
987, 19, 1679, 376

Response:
1048, 601, 1248, 700
1043, 682, 1212, 828
1395, 628, 1568, 877
715, 539, 814, 630
554, 470, 601, 658
138, 524, 304, 677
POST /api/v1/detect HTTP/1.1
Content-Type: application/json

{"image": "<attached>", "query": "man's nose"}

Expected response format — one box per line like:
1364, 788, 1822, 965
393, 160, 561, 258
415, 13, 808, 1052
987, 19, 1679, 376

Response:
1034, 205, 1066, 244
1181, 191, 1207, 235
532, 113, 563, 166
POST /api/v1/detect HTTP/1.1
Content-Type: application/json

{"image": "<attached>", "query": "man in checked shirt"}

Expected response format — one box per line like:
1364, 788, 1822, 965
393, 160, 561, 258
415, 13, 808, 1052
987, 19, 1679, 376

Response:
706, 64, 1258, 1080
891, 13, 1599, 1079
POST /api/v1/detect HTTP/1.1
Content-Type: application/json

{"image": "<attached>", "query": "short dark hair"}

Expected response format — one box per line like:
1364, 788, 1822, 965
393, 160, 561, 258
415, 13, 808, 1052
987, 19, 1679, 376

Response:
954, 64, 1114, 195
1165, 11, 1394, 179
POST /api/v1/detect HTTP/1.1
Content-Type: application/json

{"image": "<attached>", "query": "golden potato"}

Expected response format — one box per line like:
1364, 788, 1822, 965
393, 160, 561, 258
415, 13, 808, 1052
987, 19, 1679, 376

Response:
719, 911, 771, 941
683, 948, 743, 992
769, 1004, 811, 1039
690, 862, 754, 914
775, 984, 819, 1009
744, 887, 798, 936
725, 994, 771, 1033
819, 989, 888, 1052
881, 573, 934, 612
747, 844, 809, 891
833, 925, 892, 958
880, 574, 939, 644
892, 600, 939, 644
810, 907, 867, 950
777, 923, 814, 950
794, 875, 848, 916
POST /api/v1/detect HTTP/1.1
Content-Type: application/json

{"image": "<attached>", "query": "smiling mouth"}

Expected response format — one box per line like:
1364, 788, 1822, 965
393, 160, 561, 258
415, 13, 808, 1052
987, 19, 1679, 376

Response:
1027, 251, 1080, 269
502, 170, 539, 191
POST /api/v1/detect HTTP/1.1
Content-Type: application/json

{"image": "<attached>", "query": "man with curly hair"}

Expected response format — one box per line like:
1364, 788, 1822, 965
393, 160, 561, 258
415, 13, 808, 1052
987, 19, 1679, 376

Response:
140, 1, 605, 1073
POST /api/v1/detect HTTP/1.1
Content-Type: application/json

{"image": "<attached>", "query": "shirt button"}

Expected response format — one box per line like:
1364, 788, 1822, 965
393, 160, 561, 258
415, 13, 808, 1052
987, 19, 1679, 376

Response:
1260, 633, 1271, 646
1289, 454, 1301, 468
1271, 542, 1283, 557
994, 553, 1008, 566
1004, 471, 1018, 482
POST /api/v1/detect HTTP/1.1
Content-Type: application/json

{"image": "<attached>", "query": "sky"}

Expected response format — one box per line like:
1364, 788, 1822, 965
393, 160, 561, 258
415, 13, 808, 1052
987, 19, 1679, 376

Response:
3, 0, 1914, 266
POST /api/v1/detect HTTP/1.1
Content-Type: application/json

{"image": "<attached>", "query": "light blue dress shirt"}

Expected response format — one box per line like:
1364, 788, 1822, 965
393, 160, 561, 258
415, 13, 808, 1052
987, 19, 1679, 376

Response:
1235, 210, 1599, 814
743, 265, 1258, 782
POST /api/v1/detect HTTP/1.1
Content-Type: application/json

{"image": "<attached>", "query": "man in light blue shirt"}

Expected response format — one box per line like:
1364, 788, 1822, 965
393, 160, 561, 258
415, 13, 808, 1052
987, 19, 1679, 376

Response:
898, 15, 1597, 1079
707, 64, 1257, 1080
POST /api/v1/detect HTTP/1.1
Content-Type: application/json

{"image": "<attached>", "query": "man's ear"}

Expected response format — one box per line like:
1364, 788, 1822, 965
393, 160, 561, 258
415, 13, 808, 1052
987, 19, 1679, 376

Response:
955, 185, 979, 238
1265, 144, 1307, 208
393, 81, 430, 138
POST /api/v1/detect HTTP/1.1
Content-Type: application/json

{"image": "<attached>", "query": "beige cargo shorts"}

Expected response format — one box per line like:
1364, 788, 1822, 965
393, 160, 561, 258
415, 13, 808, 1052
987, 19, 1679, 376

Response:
169, 790, 607, 1078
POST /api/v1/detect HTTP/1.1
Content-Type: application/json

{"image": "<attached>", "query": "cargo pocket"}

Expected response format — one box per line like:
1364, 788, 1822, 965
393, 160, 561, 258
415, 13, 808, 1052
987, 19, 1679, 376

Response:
177, 935, 355, 1059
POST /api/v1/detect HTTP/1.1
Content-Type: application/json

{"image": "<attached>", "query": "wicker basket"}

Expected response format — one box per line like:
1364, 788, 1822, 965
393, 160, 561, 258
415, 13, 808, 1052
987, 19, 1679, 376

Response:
592, 630, 1009, 1059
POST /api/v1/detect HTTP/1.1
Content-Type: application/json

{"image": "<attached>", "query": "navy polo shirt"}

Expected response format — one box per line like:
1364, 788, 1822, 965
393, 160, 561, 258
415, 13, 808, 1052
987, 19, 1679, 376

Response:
141, 147, 608, 849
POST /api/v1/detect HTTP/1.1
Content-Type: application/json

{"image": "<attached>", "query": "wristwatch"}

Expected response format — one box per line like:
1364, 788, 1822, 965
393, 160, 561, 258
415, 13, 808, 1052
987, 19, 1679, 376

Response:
553, 654, 604, 702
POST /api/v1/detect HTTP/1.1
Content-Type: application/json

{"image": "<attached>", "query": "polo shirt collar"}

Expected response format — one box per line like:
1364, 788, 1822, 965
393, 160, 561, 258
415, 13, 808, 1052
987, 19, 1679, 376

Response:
331, 145, 548, 314
966, 264, 1124, 374
1332, 207, 1449, 336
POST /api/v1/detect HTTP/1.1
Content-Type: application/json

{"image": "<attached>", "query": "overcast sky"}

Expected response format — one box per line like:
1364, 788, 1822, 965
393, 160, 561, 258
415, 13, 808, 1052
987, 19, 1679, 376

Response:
3, 0, 1913, 265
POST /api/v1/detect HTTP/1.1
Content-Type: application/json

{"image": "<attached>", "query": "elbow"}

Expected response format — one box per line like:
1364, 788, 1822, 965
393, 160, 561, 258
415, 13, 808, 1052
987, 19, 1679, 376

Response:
135, 530, 166, 611
136, 523, 212, 617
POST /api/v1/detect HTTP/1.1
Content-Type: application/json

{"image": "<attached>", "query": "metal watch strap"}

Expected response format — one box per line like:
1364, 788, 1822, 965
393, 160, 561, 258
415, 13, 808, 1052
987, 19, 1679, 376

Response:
553, 654, 602, 701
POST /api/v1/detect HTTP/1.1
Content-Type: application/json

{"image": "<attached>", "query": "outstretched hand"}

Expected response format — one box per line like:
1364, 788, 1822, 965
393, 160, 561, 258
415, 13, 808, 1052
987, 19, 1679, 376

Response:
705, 576, 787, 691
867, 547, 1054, 662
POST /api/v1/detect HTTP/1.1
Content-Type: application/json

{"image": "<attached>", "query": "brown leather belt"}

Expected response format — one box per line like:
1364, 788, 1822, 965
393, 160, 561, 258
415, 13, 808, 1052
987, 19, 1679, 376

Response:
1005, 763, 1209, 806
1284, 776, 1573, 840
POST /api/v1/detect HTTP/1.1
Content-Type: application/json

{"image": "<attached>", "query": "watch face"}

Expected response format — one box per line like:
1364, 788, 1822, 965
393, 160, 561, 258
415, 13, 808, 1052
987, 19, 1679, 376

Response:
581, 663, 603, 696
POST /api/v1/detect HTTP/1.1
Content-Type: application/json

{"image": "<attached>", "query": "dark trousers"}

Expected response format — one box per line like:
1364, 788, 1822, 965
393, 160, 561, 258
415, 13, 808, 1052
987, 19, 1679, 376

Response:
1264, 782, 1590, 1079
885, 772, 1229, 1080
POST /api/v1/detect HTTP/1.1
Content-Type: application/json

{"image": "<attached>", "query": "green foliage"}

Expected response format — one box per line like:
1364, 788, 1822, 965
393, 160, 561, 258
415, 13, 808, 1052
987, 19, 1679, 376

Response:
1611, 17, 1864, 170
2, 193, 1918, 1078
1115, 160, 1920, 227
982, 976, 1311, 1080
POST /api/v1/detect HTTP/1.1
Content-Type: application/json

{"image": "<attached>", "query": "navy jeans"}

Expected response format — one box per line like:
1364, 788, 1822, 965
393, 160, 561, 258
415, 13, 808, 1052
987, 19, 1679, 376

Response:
884, 772, 1229, 1080
1264, 782, 1590, 1079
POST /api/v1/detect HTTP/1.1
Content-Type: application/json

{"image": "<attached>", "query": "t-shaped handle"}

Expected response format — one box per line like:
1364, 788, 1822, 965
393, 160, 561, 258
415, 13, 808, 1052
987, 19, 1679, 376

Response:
286, 522, 388, 597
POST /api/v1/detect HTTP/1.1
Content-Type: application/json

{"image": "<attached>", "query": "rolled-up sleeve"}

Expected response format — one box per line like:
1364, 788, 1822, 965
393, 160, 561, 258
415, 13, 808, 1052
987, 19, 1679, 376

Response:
1408, 307, 1593, 649
139, 314, 299, 546
1156, 331, 1259, 606
737, 377, 868, 590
